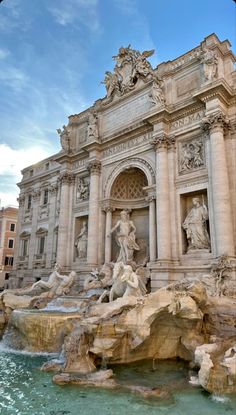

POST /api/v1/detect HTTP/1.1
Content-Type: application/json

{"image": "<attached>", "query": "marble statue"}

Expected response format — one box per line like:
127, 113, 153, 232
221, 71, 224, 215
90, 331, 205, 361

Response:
77, 178, 89, 200
87, 112, 99, 141
149, 79, 165, 106
183, 197, 210, 252
109, 210, 140, 263
121, 265, 147, 298
102, 71, 119, 98
75, 221, 88, 259
201, 48, 218, 81
83, 263, 113, 292
57, 125, 71, 152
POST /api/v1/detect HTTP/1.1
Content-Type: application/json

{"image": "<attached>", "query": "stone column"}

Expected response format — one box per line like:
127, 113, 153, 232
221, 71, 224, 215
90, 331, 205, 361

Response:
146, 196, 156, 261
168, 136, 178, 260
87, 160, 101, 265
28, 189, 41, 269
152, 134, 171, 260
46, 183, 58, 269
57, 172, 74, 268
203, 112, 234, 256
104, 207, 114, 263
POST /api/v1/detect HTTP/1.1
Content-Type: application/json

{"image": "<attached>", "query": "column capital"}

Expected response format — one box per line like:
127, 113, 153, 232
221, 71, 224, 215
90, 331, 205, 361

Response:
87, 159, 101, 175
201, 111, 230, 134
58, 171, 75, 185
49, 183, 58, 195
103, 206, 115, 213
32, 189, 41, 202
151, 133, 175, 150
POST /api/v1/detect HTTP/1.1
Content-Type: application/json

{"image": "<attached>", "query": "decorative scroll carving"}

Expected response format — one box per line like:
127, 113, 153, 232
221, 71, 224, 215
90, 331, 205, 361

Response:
49, 184, 58, 195
151, 134, 171, 150
57, 125, 71, 152
76, 177, 90, 200
102, 46, 163, 99
32, 189, 41, 201
202, 112, 230, 133
211, 255, 233, 297
179, 137, 205, 174
201, 47, 218, 82
58, 171, 75, 185
87, 160, 101, 175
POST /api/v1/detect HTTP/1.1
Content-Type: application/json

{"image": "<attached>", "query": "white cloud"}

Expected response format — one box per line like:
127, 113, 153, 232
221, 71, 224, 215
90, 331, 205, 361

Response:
0, 48, 10, 60
0, 143, 51, 207
48, 0, 100, 32
0, 65, 28, 92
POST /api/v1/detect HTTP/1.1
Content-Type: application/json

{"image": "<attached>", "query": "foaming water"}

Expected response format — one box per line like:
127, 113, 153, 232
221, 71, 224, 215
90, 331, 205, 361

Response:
211, 394, 231, 404
0, 352, 235, 415
0, 341, 58, 357
42, 304, 80, 312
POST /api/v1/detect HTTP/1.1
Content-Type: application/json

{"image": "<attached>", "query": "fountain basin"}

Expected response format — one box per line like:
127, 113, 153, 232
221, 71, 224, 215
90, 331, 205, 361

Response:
7, 309, 82, 353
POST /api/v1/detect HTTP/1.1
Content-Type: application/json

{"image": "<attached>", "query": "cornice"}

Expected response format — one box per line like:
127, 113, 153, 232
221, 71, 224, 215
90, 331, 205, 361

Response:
193, 78, 234, 106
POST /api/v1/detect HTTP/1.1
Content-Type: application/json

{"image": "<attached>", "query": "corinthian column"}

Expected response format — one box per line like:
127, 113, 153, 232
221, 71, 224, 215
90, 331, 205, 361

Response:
57, 172, 74, 267
146, 195, 156, 261
203, 112, 234, 256
87, 160, 101, 265
104, 207, 114, 263
152, 134, 171, 260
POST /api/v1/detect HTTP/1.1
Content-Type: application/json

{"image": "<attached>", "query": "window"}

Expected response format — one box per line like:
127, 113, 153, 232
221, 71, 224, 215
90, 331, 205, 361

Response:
8, 239, 14, 249
38, 236, 45, 254
4, 256, 14, 266
22, 239, 28, 256
43, 189, 49, 205
5, 273, 10, 280
27, 194, 32, 210
10, 223, 15, 232
29, 169, 33, 177
45, 162, 49, 171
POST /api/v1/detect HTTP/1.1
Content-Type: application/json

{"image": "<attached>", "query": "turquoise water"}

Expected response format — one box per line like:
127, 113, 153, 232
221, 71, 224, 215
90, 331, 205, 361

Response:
0, 349, 236, 415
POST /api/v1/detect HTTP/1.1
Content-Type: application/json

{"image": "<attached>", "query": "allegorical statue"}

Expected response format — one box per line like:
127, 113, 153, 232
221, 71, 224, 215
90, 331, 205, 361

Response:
182, 196, 210, 252
87, 112, 99, 141
57, 125, 71, 152
109, 210, 140, 263
75, 221, 88, 259
201, 47, 218, 82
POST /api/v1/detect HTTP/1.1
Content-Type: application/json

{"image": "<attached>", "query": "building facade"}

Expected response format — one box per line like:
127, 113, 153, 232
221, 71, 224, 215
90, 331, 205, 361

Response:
0, 207, 18, 289
11, 34, 236, 289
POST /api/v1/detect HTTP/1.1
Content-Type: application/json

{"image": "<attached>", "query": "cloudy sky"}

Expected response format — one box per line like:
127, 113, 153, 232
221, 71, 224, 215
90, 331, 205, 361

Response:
0, 0, 235, 206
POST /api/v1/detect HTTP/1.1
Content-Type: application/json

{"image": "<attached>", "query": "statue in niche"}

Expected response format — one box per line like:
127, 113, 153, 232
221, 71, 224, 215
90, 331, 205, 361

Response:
149, 79, 165, 106
180, 138, 204, 173
77, 178, 89, 200
182, 196, 210, 252
109, 210, 140, 264
75, 221, 88, 259
201, 47, 218, 82
87, 112, 99, 141
57, 125, 71, 152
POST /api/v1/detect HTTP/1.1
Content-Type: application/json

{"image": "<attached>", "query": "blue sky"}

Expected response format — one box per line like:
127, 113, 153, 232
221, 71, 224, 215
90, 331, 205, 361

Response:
0, 0, 235, 206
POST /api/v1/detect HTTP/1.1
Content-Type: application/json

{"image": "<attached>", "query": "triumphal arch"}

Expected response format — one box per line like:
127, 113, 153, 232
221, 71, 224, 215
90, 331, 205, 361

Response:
11, 34, 236, 290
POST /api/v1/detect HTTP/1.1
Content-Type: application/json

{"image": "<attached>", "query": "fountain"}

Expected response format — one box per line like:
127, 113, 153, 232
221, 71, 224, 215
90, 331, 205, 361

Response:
0, 254, 236, 400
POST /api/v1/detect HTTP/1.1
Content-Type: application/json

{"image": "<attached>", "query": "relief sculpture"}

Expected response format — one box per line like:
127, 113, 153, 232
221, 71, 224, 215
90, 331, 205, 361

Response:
179, 138, 204, 174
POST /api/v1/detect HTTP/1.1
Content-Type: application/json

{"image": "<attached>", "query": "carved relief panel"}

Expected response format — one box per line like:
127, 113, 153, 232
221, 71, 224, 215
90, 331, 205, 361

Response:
178, 137, 205, 175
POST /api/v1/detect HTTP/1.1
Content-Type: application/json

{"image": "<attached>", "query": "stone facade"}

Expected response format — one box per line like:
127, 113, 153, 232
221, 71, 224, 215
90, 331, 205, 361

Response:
11, 34, 236, 289
0, 207, 18, 289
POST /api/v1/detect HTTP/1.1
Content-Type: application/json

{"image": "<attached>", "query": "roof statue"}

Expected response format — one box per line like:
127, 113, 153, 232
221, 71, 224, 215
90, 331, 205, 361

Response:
102, 45, 158, 99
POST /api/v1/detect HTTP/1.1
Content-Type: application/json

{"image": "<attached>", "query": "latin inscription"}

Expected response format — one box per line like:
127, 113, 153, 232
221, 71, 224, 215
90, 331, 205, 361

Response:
102, 132, 152, 158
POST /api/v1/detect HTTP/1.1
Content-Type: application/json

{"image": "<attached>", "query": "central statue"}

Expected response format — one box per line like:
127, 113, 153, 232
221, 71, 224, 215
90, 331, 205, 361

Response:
109, 210, 140, 264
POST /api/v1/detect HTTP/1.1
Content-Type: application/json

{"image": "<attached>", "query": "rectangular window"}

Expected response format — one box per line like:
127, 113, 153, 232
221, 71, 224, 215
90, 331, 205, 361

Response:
39, 236, 45, 254
8, 239, 14, 249
27, 195, 32, 210
10, 223, 15, 232
22, 239, 28, 256
43, 189, 48, 205
5, 273, 10, 280
4, 256, 14, 266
